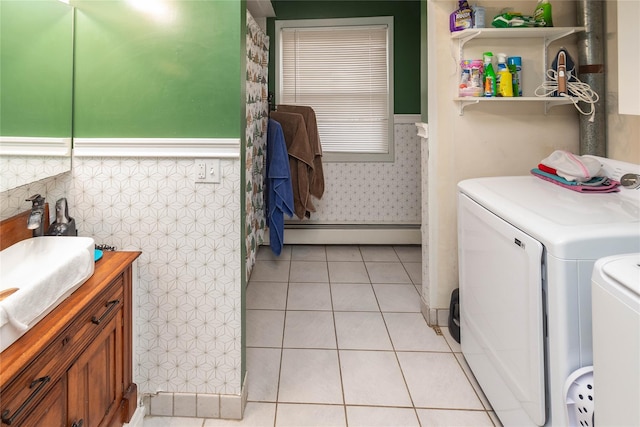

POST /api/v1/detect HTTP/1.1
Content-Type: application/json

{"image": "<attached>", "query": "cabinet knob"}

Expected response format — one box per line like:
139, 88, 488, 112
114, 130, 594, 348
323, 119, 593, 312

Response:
71, 419, 84, 427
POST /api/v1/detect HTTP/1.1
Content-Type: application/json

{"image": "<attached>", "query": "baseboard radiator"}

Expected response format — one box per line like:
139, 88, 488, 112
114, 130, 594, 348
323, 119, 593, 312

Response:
263, 222, 421, 245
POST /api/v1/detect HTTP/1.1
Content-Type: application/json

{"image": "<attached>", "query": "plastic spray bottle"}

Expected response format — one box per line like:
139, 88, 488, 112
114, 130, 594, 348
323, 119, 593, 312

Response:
508, 56, 522, 96
483, 52, 496, 97
497, 53, 513, 97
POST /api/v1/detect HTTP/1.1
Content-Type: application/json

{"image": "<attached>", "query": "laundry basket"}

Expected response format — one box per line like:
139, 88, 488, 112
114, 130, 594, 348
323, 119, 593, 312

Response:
564, 366, 594, 426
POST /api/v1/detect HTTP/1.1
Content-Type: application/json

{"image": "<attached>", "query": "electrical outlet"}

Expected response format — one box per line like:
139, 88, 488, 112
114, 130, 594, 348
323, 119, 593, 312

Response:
197, 162, 206, 179
194, 159, 220, 184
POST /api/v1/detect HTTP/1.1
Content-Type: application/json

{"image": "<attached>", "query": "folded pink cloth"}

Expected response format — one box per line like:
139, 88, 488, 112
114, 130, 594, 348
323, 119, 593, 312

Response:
531, 169, 620, 193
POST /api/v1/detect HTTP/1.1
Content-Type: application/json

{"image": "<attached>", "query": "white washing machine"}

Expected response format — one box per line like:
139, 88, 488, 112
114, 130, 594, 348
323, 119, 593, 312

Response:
457, 156, 640, 426
592, 253, 640, 427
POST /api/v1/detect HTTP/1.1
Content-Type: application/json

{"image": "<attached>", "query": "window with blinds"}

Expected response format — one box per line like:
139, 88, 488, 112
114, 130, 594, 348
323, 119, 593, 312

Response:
275, 17, 394, 162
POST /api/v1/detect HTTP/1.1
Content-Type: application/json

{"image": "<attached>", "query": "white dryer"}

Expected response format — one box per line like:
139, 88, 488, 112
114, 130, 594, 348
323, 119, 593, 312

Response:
457, 156, 640, 426
592, 253, 640, 427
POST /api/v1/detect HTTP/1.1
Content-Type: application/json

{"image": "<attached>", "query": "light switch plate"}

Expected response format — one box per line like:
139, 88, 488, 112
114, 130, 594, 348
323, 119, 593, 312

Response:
195, 159, 220, 184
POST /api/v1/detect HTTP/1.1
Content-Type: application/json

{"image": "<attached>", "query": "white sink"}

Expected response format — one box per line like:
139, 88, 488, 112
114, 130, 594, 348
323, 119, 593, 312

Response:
0, 236, 95, 352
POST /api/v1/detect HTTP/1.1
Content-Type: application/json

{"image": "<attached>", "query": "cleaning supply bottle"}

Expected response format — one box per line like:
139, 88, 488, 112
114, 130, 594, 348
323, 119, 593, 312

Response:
495, 53, 505, 88
497, 53, 513, 97
508, 63, 520, 97
483, 52, 496, 97
534, 0, 553, 27
472, 4, 485, 28
508, 56, 522, 96
450, 0, 473, 32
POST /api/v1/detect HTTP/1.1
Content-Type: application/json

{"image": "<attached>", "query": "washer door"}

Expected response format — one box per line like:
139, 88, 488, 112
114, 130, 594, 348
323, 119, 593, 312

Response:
459, 193, 546, 426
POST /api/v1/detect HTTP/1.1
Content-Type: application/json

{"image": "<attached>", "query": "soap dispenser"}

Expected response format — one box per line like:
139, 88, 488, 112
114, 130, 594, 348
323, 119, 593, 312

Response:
47, 198, 77, 236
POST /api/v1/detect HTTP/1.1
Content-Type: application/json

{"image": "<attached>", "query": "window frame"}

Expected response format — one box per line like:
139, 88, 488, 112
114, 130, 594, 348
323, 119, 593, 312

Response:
274, 16, 395, 163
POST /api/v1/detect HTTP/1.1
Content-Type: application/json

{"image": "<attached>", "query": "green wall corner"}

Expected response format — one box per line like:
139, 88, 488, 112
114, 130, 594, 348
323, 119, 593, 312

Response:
267, 0, 421, 115
73, 0, 244, 138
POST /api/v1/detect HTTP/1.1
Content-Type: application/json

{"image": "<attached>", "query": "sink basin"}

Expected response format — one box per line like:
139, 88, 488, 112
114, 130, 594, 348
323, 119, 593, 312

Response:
0, 236, 95, 352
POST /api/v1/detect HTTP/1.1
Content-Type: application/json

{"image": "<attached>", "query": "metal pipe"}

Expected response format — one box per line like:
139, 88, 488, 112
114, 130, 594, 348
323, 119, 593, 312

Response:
576, 0, 606, 156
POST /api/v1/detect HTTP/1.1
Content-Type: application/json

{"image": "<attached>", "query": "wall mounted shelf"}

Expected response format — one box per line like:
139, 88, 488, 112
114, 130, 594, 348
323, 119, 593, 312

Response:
451, 27, 585, 49
454, 96, 576, 115
451, 27, 585, 115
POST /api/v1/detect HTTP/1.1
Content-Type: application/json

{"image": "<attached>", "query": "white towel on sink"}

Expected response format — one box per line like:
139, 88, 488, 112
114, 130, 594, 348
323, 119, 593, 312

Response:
0, 247, 93, 331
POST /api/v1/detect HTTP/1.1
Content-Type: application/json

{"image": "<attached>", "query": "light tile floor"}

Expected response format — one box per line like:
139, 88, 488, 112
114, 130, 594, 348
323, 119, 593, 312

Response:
144, 245, 501, 427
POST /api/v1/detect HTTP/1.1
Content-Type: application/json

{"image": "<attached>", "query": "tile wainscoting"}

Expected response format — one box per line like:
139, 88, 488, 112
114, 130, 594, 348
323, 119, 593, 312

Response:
299, 118, 422, 224
1, 142, 245, 407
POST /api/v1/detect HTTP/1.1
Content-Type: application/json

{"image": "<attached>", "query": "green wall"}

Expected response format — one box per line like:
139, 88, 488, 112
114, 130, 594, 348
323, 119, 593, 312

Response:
0, 0, 74, 137
267, 0, 421, 115
421, 0, 428, 121
73, 0, 244, 138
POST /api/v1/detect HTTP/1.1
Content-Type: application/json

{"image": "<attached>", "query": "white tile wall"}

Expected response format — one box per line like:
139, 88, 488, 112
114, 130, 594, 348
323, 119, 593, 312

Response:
0, 172, 72, 220
0, 156, 70, 193
302, 122, 421, 224
1, 158, 243, 399
72, 157, 242, 395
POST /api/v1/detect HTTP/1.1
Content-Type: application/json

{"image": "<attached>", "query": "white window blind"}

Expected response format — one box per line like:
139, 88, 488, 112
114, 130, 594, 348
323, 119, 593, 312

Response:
278, 20, 392, 157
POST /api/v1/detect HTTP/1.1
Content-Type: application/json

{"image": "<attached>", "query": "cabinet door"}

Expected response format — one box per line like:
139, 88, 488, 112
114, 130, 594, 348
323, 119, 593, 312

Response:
67, 309, 123, 427
16, 377, 67, 427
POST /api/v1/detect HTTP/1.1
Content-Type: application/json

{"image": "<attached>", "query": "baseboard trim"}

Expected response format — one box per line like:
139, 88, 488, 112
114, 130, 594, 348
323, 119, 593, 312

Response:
145, 373, 248, 420
420, 298, 450, 327
265, 225, 421, 245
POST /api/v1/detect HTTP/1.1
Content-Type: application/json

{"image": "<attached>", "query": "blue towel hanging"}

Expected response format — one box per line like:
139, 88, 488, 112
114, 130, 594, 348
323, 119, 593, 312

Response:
266, 119, 294, 255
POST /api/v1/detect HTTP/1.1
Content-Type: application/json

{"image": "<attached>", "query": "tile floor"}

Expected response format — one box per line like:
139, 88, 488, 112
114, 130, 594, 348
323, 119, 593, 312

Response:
144, 245, 501, 427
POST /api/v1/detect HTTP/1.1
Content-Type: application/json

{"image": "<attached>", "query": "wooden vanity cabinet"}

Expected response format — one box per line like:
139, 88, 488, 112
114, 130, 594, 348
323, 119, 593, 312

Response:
0, 251, 140, 427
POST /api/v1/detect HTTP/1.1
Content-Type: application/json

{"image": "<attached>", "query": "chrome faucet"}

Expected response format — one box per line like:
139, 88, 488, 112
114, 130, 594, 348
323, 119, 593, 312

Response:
26, 194, 46, 237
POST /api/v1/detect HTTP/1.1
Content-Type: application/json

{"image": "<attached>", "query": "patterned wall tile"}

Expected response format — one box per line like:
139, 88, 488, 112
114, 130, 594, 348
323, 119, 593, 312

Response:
0, 172, 73, 220
0, 156, 71, 193
70, 158, 244, 395
1, 158, 243, 396
304, 123, 421, 223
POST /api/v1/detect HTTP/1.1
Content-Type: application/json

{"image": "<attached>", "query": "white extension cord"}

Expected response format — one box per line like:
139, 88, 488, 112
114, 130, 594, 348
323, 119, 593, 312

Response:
535, 68, 599, 122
